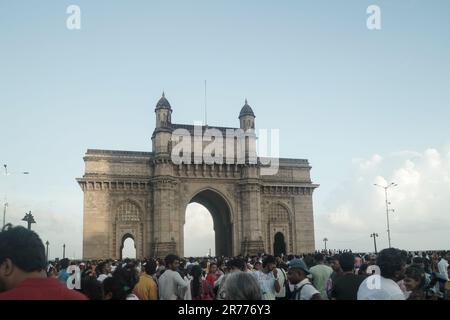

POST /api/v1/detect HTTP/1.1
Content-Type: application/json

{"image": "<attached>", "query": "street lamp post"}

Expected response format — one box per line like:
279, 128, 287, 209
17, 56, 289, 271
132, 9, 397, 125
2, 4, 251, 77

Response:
45, 241, 49, 263
2, 165, 7, 228
323, 237, 328, 251
22, 211, 36, 230
2, 202, 7, 230
370, 233, 379, 254
374, 182, 397, 248
2, 164, 30, 228
63, 244, 66, 259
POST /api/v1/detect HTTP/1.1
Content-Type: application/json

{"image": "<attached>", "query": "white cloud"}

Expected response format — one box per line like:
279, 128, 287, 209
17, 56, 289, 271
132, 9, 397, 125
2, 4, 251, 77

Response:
352, 154, 383, 170
328, 205, 366, 231
424, 148, 441, 168
317, 145, 450, 252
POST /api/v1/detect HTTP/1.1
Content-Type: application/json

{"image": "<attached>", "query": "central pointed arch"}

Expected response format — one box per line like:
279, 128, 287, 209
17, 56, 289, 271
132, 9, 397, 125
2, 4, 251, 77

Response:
184, 188, 233, 257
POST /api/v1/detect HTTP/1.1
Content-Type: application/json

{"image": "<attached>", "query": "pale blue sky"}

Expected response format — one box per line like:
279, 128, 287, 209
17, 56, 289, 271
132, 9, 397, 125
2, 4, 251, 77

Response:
1, 1, 449, 258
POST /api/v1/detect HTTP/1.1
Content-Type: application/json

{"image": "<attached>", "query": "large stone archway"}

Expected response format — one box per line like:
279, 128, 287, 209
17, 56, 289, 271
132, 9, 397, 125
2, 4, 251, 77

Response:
77, 94, 318, 259
183, 189, 233, 257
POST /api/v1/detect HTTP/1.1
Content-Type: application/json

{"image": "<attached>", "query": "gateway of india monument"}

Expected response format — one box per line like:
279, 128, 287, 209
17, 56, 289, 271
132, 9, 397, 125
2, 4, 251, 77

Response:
77, 94, 318, 259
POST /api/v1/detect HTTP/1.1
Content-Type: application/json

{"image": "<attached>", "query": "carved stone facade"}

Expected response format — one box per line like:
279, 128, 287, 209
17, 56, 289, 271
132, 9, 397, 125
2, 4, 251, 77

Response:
77, 94, 318, 259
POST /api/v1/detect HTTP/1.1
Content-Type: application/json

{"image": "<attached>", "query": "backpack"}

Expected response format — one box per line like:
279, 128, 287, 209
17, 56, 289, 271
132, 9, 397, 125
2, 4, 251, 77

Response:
287, 282, 314, 300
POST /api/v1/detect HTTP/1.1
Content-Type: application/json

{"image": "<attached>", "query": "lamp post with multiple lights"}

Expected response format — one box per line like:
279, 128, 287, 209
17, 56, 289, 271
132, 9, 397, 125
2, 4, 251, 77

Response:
370, 232, 379, 254
323, 237, 328, 251
374, 182, 397, 248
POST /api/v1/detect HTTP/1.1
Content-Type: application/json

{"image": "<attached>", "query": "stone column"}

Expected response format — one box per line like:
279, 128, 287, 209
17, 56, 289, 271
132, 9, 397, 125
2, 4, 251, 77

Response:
151, 166, 179, 258
80, 182, 111, 260
145, 192, 153, 259
239, 165, 265, 255
293, 189, 315, 254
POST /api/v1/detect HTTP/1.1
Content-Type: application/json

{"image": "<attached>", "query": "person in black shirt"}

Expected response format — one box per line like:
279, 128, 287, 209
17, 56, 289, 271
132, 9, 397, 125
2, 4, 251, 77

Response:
331, 252, 366, 300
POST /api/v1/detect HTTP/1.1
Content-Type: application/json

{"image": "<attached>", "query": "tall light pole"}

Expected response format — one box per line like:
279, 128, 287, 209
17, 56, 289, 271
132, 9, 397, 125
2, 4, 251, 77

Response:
2, 165, 7, 228
2, 202, 7, 230
63, 244, 66, 259
323, 237, 328, 251
45, 241, 49, 263
2, 164, 30, 228
374, 182, 397, 248
370, 233, 379, 254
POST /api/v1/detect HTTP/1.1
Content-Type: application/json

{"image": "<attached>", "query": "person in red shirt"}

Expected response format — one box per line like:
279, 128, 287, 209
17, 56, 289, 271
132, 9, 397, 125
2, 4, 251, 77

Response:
0, 224, 87, 300
205, 262, 222, 287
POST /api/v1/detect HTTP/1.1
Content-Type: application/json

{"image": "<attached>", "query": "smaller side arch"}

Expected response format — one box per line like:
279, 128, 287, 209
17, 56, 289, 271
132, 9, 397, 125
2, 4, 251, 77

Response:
264, 201, 293, 255
113, 199, 143, 259
273, 232, 286, 256
120, 233, 136, 259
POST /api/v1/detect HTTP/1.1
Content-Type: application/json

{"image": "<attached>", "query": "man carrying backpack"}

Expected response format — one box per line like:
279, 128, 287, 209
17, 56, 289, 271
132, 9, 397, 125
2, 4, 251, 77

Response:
286, 258, 321, 300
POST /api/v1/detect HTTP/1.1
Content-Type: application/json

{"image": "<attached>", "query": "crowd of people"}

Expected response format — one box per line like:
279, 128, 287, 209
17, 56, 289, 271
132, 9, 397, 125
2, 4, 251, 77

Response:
1, 224, 449, 300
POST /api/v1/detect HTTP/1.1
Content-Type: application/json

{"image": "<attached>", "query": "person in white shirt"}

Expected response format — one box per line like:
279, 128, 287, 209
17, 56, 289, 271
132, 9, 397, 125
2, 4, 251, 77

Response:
275, 266, 288, 300
357, 248, 407, 300
437, 252, 450, 281
286, 258, 321, 300
158, 254, 188, 300
183, 272, 192, 300
252, 255, 281, 300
